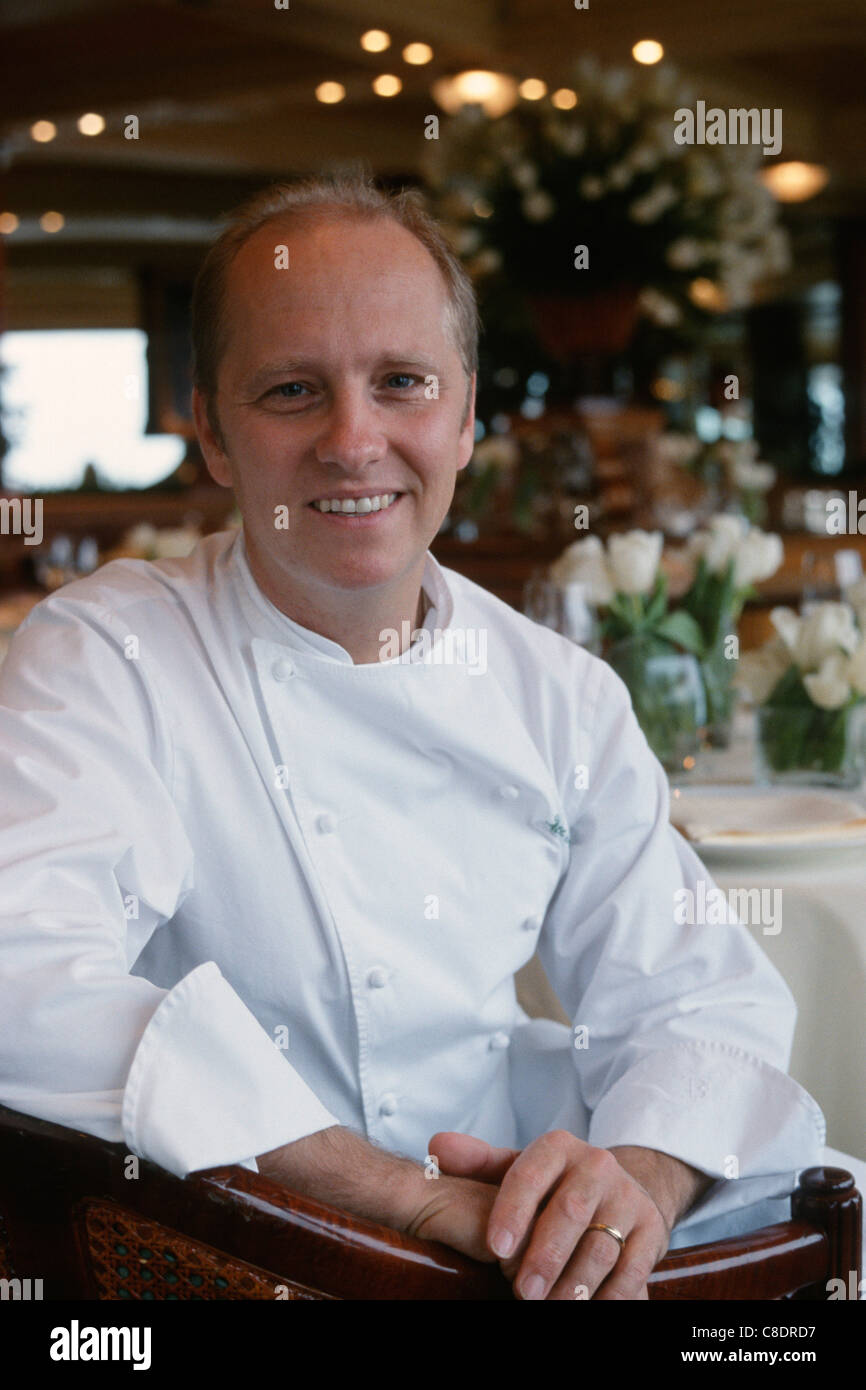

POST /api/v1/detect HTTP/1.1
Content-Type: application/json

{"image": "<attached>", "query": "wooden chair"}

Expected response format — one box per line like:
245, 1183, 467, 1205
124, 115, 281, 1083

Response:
0, 1104, 860, 1300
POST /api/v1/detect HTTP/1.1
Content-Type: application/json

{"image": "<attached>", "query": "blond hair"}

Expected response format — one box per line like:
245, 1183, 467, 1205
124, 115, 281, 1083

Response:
191, 166, 480, 444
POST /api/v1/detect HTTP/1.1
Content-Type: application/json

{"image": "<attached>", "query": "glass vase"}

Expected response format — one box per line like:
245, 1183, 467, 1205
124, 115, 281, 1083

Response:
607, 634, 707, 774
699, 618, 738, 749
755, 700, 866, 788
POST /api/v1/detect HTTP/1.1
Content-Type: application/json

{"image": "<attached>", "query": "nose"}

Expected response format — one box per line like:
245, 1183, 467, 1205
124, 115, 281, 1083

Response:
313, 385, 387, 473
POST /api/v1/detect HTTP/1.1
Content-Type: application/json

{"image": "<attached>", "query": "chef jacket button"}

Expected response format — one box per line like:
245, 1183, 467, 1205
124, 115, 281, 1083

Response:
316, 812, 336, 835
489, 1031, 511, 1050
497, 784, 520, 799
378, 1093, 399, 1116
272, 658, 295, 681
366, 965, 389, 988
522, 915, 542, 933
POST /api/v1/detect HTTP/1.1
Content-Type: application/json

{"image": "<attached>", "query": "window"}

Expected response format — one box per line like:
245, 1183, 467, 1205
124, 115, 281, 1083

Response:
0, 329, 186, 492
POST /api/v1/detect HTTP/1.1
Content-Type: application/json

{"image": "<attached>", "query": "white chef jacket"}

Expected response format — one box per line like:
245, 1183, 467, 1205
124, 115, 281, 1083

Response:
0, 526, 825, 1249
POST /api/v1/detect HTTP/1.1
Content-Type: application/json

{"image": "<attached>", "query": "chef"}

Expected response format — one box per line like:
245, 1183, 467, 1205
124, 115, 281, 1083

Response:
0, 172, 825, 1301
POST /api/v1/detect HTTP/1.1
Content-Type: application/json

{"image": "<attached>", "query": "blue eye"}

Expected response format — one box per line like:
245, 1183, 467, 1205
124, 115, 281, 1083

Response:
269, 382, 307, 398
387, 374, 417, 389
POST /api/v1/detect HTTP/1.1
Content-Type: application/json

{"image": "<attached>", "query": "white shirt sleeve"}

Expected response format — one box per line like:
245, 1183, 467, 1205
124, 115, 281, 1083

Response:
538, 657, 825, 1229
0, 595, 340, 1178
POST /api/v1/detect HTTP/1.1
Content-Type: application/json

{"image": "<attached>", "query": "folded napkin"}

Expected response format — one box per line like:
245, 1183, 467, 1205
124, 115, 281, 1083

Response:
671, 790, 866, 845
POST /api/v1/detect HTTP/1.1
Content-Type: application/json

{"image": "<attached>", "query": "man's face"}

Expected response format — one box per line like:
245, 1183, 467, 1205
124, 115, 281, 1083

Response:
194, 214, 475, 604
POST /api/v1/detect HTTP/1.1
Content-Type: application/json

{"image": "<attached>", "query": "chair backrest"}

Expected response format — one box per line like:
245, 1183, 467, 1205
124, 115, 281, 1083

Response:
0, 1105, 859, 1300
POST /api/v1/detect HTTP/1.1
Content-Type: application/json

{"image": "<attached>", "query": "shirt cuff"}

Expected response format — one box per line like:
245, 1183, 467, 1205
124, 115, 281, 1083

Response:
122, 961, 341, 1178
587, 1038, 825, 1181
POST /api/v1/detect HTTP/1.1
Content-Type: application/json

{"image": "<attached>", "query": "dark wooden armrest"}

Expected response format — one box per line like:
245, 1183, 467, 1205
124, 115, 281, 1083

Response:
187, 1164, 513, 1300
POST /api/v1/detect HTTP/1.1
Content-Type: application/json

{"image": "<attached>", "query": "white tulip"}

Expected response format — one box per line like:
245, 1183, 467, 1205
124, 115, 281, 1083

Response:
803, 653, 852, 710
688, 515, 748, 575
549, 536, 614, 606
522, 190, 556, 222
607, 530, 663, 596
511, 161, 538, 190
847, 638, 866, 697
732, 529, 783, 587
769, 606, 801, 654
844, 577, 866, 631
793, 602, 860, 671
735, 638, 790, 704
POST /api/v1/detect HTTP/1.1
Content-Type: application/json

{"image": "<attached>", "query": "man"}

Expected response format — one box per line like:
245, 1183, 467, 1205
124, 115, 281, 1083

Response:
0, 172, 824, 1301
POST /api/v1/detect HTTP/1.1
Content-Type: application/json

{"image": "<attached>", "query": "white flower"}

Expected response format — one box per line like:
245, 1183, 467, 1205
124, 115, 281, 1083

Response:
552, 123, 586, 157
628, 183, 679, 225
549, 535, 613, 606
637, 287, 682, 326
472, 436, 520, 470
730, 457, 776, 492
522, 190, 555, 222
626, 143, 660, 173
655, 432, 701, 467
844, 577, 866, 630
511, 160, 538, 190
732, 528, 783, 587
770, 606, 801, 654
152, 526, 201, 559
688, 515, 748, 575
606, 162, 633, 190
736, 638, 790, 704
665, 236, 703, 270
579, 175, 604, 200
607, 529, 663, 596
847, 638, 866, 696
793, 603, 860, 671
803, 653, 852, 710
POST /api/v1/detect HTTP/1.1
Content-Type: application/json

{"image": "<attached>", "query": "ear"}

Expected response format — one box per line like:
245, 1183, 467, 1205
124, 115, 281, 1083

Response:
192, 386, 232, 488
456, 372, 477, 473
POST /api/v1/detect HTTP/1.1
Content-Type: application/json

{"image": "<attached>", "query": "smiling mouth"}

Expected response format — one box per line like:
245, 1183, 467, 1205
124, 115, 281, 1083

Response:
309, 492, 400, 515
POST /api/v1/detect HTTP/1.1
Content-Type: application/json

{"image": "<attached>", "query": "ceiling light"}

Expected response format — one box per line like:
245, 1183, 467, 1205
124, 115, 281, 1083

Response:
403, 43, 433, 65
632, 40, 664, 64
77, 113, 105, 136
40, 211, 65, 233
0, 213, 20, 235
316, 82, 346, 104
361, 29, 390, 52
31, 120, 57, 143
689, 278, 729, 312
552, 88, 579, 110
373, 74, 402, 97
759, 161, 829, 203
432, 71, 519, 118
519, 78, 547, 100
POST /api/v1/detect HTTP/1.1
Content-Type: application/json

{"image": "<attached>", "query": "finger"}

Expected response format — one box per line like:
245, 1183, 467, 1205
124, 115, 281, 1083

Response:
591, 1227, 665, 1301
427, 1132, 520, 1184
486, 1131, 576, 1267
515, 1199, 631, 1300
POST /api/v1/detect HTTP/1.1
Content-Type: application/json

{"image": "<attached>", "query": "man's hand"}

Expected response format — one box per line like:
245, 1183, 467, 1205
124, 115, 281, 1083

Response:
430, 1129, 713, 1300
257, 1125, 500, 1264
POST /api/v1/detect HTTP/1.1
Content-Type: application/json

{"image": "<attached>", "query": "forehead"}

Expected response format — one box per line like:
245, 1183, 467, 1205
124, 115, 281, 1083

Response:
221, 212, 454, 362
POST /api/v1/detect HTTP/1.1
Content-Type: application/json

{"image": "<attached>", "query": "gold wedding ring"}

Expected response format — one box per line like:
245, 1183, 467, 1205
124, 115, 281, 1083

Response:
586, 1221, 625, 1253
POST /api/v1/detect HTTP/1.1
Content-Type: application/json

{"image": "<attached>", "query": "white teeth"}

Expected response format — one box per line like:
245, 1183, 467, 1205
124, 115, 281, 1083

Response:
312, 493, 398, 514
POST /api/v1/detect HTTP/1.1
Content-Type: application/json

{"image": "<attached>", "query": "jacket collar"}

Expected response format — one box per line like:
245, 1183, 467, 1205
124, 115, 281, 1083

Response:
229, 525, 455, 664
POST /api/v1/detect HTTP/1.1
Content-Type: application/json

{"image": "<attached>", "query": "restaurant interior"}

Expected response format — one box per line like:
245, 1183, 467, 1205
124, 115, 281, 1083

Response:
1, 0, 865, 1304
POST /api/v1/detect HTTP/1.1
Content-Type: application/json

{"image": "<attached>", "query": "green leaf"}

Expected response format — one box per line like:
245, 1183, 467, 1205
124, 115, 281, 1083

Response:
653, 610, 706, 654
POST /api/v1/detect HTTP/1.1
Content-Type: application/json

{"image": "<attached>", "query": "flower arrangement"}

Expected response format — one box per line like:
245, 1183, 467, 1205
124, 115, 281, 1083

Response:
423, 56, 790, 331
659, 433, 777, 523
738, 602, 866, 784
550, 518, 783, 764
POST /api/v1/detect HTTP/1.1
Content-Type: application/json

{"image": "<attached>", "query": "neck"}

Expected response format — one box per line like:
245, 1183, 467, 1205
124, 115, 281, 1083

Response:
244, 541, 430, 665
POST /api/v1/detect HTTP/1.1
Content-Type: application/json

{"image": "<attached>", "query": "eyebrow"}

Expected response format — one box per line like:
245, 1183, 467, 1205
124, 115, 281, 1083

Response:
242, 355, 441, 394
